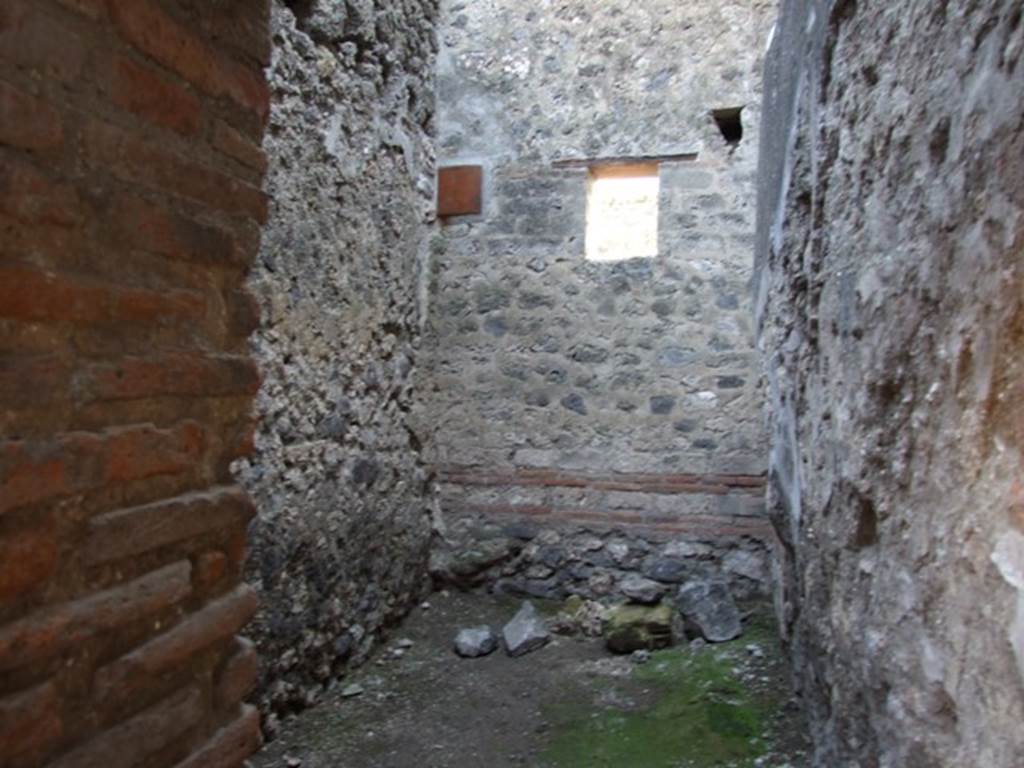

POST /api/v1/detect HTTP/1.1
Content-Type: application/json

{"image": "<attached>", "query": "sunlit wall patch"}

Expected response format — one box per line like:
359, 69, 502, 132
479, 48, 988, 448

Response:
585, 162, 660, 262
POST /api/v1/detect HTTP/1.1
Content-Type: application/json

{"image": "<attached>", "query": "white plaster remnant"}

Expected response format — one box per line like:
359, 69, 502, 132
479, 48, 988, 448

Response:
992, 531, 1024, 684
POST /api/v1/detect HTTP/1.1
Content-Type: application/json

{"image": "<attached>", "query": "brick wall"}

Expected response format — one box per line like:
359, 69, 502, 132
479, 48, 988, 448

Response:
1, 1, 270, 766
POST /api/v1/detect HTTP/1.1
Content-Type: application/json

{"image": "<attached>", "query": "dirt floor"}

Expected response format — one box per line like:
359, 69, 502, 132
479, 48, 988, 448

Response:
249, 591, 809, 768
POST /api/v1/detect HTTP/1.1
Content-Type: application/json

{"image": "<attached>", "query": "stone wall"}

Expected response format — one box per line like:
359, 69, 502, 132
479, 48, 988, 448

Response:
233, 0, 439, 727
0, 1, 270, 766
756, 0, 1024, 764
420, 0, 778, 599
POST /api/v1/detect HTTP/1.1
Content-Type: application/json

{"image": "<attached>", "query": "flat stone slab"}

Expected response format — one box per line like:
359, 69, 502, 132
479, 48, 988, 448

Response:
454, 626, 499, 658
502, 600, 551, 657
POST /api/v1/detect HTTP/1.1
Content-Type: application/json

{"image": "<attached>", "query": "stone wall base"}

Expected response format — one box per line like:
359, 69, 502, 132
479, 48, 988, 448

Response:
432, 466, 773, 602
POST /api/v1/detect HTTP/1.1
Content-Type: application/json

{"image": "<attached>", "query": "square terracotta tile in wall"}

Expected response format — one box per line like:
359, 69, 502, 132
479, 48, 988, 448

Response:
437, 165, 483, 217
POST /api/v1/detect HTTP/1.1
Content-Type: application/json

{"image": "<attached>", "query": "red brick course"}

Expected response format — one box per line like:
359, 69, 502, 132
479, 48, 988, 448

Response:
0, 422, 206, 516
84, 486, 255, 565
194, 550, 230, 594
83, 119, 269, 223
0, 265, 208, 326
0, 517, 58, 603
439, 466, 771, 541
107, 0, 269, 123
0, 1, 269, 764
0, 561, 192, 673
0, 355, 73, 412
438, 465, 767, 496
215, 636, 259, 711
0, 152, 85, 228
55, 0, 107, 20
105, 53, 204, 137
0, 81, 64, 151
50, 686, 204, 768
108, 194, 242, 267
0, 681, 63, 767
80, 354, 260, 402
93, 584, 259, 709
0, 2, 89, 86
212, 119, 269, 174
172, 704, 262, 768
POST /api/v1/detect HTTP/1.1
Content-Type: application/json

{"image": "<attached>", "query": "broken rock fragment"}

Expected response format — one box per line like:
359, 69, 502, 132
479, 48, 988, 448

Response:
502, 600, 551, 657
454, 626, 499, 658
551, 594, 607, 637
675, 578, 742, 643
620, 573, 667, 604
430, 538, 520, 587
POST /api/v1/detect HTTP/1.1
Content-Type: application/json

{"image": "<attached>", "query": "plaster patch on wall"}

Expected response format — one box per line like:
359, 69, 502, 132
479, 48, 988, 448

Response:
993, 530, 1024, 683
993, 531, 1024, 588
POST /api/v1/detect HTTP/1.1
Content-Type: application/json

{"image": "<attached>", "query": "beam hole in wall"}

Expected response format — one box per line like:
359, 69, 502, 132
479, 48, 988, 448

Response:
712, 107, 744, 146
585, 162, 660, 262
284, 0, 315, 23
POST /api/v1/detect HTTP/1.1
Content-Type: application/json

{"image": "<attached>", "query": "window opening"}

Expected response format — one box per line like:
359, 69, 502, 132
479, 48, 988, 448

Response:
585, 162, 660, 262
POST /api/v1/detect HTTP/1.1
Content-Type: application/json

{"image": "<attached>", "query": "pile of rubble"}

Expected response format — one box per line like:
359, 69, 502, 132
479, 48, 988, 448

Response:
450, 575, 744, 660
453, 601, 551, 658
431, 528, 769, 604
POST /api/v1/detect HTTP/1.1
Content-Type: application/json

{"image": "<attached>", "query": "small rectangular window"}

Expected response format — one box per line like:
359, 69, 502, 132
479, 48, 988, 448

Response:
585, 162, 660, 262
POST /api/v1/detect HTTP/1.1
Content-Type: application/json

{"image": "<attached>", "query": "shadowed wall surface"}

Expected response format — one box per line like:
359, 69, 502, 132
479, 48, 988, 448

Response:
756, 0, 1024, 764
233, 0, 440, 727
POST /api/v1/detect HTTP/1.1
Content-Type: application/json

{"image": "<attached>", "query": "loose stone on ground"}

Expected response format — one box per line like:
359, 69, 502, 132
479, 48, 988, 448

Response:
502, 600, 551, 657
677, 578, 743, 642
453, 626, 499, 658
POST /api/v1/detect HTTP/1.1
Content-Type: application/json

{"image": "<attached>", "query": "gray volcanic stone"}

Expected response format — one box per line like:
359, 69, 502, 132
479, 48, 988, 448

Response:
430, 538, 520, 586
643, 557, 690, 583
649, 395, 676, 414
675, 579, 742, 643
454, 626, 499, 658
502, 601, 551, 657
620, 574, 667, 604
560, 393, 587, 415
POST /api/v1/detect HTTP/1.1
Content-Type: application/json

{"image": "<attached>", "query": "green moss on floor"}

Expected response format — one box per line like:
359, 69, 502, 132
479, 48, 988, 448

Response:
541, 612, 785, 768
